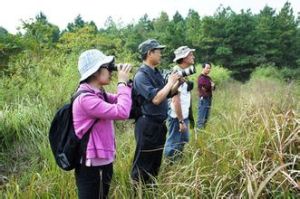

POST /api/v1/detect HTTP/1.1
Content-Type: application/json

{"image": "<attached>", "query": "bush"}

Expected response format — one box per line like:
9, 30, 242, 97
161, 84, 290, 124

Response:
209, 65, 232, 85
251, 65, 283, 82
280, 67, 300, 81
190, 64, 232, 86
251, 65, 300, 82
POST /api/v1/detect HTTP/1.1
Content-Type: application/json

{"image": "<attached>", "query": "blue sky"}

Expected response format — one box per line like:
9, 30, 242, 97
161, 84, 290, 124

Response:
1, 0, 299, 33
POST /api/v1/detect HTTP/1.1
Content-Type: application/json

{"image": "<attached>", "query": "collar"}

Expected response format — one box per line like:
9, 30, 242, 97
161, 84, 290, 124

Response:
142, 64, 160, 74
78, 83, 105, 95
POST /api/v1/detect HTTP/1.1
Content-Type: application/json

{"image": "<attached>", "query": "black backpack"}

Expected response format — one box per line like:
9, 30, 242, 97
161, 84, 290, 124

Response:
49, 90, 104, 171
129, 86, 144, 120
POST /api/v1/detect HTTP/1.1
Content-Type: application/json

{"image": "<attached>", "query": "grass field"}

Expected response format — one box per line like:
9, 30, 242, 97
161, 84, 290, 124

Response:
0, 64, 299, 198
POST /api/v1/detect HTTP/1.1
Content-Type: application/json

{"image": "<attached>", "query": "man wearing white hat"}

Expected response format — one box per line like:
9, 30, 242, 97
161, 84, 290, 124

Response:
164, 46, 196, 161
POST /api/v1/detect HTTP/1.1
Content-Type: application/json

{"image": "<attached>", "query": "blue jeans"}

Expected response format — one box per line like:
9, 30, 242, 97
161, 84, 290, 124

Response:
164, 117, 189, 158
197, 97, 212, 128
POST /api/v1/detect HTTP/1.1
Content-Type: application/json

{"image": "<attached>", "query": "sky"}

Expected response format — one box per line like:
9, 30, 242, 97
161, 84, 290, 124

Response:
1, 0, 299, 33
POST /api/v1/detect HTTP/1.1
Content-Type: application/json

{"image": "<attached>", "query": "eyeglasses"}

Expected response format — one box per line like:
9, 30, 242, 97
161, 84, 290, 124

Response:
100, 64, 113, 72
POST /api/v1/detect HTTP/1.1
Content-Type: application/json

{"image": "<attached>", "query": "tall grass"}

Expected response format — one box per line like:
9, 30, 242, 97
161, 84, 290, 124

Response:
0, 56, 299, 198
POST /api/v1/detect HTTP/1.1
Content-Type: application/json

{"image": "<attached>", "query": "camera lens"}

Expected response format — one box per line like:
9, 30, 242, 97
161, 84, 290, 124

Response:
178, 66, 196, 77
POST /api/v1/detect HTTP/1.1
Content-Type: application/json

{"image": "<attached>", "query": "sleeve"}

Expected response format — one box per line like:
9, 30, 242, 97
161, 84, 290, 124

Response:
178, 84, 183, 93
134, 72, 159, 102
79, 86, 132, 120
106, 93, 118, 104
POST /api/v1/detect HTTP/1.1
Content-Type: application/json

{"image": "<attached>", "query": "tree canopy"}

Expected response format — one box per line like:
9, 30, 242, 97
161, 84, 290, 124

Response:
1, 2, 299, 80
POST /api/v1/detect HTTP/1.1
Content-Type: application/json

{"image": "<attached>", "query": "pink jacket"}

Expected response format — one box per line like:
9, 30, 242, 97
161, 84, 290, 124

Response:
72, 83, 132, 164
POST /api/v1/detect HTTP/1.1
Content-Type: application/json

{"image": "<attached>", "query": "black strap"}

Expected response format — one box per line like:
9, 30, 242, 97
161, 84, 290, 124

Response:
139, 66, 161, 88
71, 89, 108, 103
71, 89, 108, 165
139, 66, 176, 98
71, 90, 91, 103
134, 67, 161, 102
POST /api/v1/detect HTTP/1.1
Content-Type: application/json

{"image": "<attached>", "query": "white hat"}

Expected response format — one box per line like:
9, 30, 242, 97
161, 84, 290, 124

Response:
173, 46, 195, 62
78, 49, 114, 82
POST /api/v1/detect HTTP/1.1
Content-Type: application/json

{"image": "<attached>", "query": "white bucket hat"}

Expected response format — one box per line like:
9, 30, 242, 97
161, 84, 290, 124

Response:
173, 46, 195, 62
78, 49, 114, 82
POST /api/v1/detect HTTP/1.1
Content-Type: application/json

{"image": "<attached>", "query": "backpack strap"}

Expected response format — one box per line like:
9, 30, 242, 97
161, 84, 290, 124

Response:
71, 89, 108, 166
139, 66, 176, 98
71, 90, 92, 103
79, 120, 97, 166
133, 66, 161, 101
139, 66, 161, 88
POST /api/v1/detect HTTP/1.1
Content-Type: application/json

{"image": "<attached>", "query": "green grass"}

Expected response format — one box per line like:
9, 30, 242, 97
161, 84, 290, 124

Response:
0, 60, 299, 198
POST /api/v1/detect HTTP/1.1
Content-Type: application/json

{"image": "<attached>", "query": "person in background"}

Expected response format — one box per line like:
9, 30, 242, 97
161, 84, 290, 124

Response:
164, 46, 195, 161
197, 62, 215, 129
73, 49, 132, 199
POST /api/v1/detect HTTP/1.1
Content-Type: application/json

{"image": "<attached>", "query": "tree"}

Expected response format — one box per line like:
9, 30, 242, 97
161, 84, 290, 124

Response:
274, 2, 299, 68
223, 9, 257, 79
195, 6, 234, 66
67, 15, 85, 32
152, 12, 174, 65
170, 11, 186, 47
22, 12, 60, 50
0, 29, 23, 71
186, 9, 201, 48
103, 16, 118, 35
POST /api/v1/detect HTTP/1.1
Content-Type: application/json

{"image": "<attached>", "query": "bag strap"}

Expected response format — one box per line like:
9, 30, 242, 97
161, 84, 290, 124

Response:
71, 89, 108, 166
133, 66, 161, 101
139, 66, 161, 88
79, 120, 97, 166
71, 90, 91, 103
139, 66, 176, 98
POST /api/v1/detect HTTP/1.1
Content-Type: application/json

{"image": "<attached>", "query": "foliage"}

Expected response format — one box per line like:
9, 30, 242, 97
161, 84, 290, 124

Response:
1, 77, 299, 198
0, 2, 300, 198
251, 64, 300, 82
1, 3, 299, 79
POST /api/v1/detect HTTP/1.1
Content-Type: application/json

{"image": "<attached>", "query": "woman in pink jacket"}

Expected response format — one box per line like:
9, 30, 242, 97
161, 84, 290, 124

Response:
72, 49, 132, 199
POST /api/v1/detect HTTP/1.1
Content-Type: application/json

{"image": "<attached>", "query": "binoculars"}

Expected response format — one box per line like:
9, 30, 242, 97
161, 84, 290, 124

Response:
105, 58, 129, 71
106, 60, 119, 71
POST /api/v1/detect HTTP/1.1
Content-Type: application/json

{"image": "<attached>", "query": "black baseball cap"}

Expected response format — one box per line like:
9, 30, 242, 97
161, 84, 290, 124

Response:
138, 39, 166, 55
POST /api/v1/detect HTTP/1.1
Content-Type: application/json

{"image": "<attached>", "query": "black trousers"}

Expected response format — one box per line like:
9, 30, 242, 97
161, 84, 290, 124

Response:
131, 116, 167, 184
75, 163, 113, 199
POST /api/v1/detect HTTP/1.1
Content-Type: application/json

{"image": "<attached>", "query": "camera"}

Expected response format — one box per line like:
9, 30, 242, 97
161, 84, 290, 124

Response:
175, 65, 196, 77
163, 65, 196, 85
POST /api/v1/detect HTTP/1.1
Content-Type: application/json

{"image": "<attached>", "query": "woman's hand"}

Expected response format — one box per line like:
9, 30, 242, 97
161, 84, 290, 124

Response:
117, 63, 132, 83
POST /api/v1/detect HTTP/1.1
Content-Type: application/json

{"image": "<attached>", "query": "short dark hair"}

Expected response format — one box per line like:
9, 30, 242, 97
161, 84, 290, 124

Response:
202, 62, 211, 68
141, 48, 158, 61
